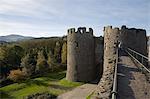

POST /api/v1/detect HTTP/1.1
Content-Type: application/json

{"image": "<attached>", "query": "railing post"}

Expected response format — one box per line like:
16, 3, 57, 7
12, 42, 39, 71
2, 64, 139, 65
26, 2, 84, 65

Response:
135, 54, 137, 59
126, 48, 150, 73
141, 57, 143, 64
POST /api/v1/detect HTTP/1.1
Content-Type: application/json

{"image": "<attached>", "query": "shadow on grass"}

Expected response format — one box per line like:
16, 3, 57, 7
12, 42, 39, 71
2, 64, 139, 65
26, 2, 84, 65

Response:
49, 84, 73, 90
23, 71, 66, 87
24, 79, 50, 87
26, 92, 57, 99
0, 90, 14, 99
45, 71, 66, 80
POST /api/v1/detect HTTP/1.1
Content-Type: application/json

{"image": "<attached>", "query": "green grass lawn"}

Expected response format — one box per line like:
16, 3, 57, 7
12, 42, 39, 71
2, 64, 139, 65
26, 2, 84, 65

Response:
0, 71, 83, 99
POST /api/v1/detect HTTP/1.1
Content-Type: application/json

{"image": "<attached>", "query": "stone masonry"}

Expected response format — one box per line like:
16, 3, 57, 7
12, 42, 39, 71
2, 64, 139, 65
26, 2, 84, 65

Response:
93, 25, 148, 99
120, 25, 147, 55
66, 25, 148, 99
66, 27, 103, 82
94, 36, 104, 79
93, 26, 119, 99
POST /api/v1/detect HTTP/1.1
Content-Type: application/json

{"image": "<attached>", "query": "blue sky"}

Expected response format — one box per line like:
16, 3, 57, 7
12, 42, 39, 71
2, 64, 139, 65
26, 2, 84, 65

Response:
0, 0, 149, 37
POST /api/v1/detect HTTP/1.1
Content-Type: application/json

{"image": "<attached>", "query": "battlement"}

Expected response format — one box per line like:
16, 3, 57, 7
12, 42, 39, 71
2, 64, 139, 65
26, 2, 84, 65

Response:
121, 25, 145, 31
104, 26, 120, 32
67, 27, 95, 82
103, 25, 146, 37
68, 27, 93, 35
120, 25, 147, 55
121, 25, 127, 29
121, 25, 146, 35
128, 28, 146, 33
67, 28, 76, 34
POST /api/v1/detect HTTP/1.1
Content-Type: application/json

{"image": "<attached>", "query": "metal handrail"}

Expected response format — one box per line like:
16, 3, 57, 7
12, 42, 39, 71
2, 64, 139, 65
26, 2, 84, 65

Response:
127, 48, 148, 60
126, 48, 150, 73
111, 48, 118, 99
87, 48, 119, 99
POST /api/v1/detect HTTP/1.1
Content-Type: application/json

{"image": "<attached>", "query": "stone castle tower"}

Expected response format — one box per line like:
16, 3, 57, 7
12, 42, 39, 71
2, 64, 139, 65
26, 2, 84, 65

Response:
66, 25, 147, 85
94, 25, 148, 98
94, 26, 120, 98
120, 25, 147, 55
66, 27, 103, 82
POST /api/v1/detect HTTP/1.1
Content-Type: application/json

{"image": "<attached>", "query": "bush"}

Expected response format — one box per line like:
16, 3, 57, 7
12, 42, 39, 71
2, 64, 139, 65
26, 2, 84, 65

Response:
8, 69, 27, 82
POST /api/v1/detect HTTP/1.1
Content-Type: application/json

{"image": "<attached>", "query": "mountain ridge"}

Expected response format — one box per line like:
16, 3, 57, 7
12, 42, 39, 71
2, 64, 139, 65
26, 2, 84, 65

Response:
0, 34, 34, 42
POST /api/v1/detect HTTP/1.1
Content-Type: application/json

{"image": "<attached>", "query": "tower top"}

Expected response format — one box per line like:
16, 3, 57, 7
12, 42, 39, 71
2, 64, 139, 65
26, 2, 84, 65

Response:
68, 27, 93, 35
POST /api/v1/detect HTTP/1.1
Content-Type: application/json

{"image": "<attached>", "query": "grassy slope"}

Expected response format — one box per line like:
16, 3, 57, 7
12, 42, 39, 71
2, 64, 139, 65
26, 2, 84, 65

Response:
0, 71, 83, 99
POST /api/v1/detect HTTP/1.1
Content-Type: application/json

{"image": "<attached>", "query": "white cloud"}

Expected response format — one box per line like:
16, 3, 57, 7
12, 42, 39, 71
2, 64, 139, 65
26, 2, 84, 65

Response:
0, 0, 66, 20
0, 0, 149, 36
0, 20, 68, 37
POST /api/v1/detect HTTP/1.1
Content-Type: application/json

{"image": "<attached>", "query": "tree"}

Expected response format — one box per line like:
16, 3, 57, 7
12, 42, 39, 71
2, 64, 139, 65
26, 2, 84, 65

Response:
0, 46, 8, 61
42, 47, 48, 60
47, 51, 56, 71
20, 54, 36, 76
36, 51, 48, 72
7, 45, 24, 68
54, 41, 61, 63
0, 46, 9, 79
61, 42, 67, 64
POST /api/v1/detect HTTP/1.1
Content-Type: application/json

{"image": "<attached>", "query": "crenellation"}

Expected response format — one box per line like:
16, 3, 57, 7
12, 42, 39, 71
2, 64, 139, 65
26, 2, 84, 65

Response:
76, 27, 93, 34
89, 28, 93, 33
94, 25, 119, 98
104, 26, 120, 37
114, 27, 119, 30
68, 27, 93, 35
66, 25, 148, 98
77, 27, 86, 33
67, 28, 76, 34
120, 26, 147, 55
66, 27, 103, 82
121, 25, 127, 29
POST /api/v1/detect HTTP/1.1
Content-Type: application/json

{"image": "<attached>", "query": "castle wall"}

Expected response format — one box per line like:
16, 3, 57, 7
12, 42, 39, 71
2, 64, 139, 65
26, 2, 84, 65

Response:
94, 36, 104, 79
66, 27, 96, 82
120, 26, 147, 55
94, 26, 119, 98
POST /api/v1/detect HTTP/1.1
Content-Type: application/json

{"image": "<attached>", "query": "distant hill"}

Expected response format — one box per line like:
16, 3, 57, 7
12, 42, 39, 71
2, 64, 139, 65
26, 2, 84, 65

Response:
0, 34, 34, 42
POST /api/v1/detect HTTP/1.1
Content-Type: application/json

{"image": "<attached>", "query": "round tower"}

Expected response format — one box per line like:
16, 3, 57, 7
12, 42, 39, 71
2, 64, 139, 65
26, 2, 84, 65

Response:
94, 26, 120, 98
66, 27, 95, 82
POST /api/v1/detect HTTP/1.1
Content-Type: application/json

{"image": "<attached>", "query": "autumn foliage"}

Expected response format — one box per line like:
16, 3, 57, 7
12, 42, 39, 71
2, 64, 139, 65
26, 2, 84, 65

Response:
8, 69, 27, 82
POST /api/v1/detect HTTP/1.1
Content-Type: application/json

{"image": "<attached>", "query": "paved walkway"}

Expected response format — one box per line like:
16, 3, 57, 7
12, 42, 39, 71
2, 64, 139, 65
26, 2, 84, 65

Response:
117, 52, 150, 99
57, 84, 97, 99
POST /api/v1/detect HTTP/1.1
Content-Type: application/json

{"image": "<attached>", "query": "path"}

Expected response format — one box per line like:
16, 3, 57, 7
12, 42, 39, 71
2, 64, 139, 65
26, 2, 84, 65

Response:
117, 51, 150, 99
57, 84, 97, 99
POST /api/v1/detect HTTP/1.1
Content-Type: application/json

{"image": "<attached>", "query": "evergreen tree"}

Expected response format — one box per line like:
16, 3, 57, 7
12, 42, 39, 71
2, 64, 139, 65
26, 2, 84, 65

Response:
20, 54, 36, 76
61, 42, 67, 64
47, 51, 56, 71
43, 47, 48, 59
0, 46, 9, 79
36, 51, 48, 72
0, 46, 8, 61
54, 41, 61, 63
7, 45, 24, 67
